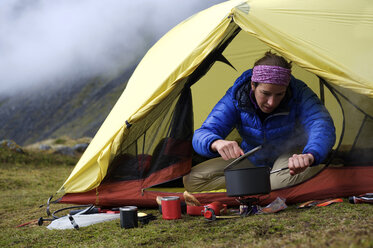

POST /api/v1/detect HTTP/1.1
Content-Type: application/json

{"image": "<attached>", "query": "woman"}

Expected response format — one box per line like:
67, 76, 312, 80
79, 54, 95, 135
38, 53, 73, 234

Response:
183, 51, 336, 192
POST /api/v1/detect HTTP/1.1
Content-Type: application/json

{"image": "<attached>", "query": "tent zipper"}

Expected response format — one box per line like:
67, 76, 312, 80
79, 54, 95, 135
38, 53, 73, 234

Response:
141, 176, 184, 195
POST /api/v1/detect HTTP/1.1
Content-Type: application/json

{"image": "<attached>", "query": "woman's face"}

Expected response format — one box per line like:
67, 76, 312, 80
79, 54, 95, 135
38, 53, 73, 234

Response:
251, 82, 287, 113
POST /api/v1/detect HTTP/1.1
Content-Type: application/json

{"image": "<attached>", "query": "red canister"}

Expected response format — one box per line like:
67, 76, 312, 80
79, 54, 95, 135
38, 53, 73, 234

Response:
161, 196, 181, 220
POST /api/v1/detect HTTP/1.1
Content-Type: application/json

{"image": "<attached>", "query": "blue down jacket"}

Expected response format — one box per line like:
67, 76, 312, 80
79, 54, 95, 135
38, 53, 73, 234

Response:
192, 69, 336, 167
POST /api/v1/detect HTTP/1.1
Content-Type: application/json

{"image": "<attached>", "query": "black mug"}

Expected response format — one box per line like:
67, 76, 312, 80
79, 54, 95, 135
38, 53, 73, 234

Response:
120, 206, 138, 229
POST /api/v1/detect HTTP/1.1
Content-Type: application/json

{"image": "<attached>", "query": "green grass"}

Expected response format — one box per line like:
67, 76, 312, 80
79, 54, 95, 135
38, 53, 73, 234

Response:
0, 147, 372, 248
54, 138, 67, 144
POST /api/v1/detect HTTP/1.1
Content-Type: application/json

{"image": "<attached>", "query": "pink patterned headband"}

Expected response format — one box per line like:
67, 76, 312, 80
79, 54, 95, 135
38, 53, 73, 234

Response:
251, 65, 291, 86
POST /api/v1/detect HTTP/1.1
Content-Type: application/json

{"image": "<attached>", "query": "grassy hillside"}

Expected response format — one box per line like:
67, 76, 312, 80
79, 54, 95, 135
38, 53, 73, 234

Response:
1, 147, 372, 248
0, 67, 134, 146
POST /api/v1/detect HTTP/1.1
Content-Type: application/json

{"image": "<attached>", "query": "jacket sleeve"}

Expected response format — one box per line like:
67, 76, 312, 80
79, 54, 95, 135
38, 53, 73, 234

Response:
192, 87, 239, 157
296, 80, 336, 165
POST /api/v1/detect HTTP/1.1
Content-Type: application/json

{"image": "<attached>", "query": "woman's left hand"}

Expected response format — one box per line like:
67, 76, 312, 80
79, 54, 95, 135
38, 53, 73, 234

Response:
288, 153, 314, 176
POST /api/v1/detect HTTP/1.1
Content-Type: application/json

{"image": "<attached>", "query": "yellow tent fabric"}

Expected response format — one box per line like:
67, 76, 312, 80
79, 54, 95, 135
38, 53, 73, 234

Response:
60, 0, 373, 194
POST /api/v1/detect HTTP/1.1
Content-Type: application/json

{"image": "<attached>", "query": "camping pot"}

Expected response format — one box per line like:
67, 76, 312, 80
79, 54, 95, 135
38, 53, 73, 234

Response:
224, 166, 289, 197
223, 146, 288, 197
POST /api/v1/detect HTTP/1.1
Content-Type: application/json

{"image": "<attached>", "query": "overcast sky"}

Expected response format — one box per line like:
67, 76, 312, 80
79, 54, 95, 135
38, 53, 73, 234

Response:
0, 0, 225, 94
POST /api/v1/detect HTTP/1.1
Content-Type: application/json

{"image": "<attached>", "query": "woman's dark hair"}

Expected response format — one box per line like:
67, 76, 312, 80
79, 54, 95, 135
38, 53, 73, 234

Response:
252, 51, 292, 87
254, 51, 292, 69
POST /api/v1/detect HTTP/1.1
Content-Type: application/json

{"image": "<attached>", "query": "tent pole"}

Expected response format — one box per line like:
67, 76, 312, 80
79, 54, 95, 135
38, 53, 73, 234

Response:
319, 78, 325, 105
318, 77, 346, 165
323, 82, 373, 119
350, 115, 368, 152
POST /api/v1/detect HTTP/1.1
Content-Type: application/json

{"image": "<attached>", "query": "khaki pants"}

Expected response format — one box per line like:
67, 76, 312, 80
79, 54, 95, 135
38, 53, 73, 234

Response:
183, 151, 325, 192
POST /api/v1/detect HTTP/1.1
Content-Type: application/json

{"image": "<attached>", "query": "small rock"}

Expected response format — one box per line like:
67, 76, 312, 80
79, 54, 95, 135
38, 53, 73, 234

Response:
0, 139, 25, 153
73, 143, 89, 153
39, 144, 52, 151
54, 146, 75, 156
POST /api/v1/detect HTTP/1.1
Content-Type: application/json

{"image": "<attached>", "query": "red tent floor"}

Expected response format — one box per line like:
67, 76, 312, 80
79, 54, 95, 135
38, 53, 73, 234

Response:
59, 166, 373, 207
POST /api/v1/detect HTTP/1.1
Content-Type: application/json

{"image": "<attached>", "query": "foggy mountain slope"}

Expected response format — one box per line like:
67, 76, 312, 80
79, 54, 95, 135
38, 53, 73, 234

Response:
0, 0, 226, 146
0, 68, 134, 146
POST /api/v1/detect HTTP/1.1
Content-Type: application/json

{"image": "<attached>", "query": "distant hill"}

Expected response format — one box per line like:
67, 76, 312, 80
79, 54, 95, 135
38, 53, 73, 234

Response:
0, 66, 136, 146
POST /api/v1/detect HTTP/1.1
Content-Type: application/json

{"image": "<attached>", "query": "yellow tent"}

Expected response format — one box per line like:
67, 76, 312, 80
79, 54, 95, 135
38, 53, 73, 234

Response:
58, 0, 373, 202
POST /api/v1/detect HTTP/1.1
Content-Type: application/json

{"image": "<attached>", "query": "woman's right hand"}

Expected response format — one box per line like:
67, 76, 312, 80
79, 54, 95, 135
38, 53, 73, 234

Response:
210, 140, 244, 160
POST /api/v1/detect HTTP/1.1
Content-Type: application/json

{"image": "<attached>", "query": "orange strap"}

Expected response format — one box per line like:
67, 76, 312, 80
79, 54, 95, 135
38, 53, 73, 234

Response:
316, 198, 343, 207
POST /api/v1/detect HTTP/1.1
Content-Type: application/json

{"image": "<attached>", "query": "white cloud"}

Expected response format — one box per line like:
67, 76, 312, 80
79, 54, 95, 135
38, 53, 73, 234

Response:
0, 0, 225, 94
